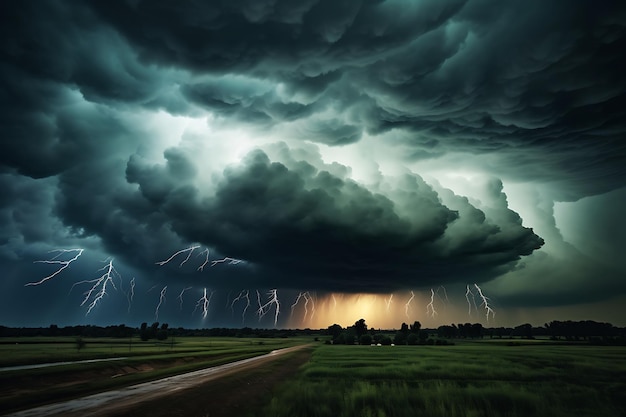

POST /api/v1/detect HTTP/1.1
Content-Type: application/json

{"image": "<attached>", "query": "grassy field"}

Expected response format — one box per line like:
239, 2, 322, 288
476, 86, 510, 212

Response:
0, 336, 302, 367
0, 336, 312, 414
261, 341, 626, 417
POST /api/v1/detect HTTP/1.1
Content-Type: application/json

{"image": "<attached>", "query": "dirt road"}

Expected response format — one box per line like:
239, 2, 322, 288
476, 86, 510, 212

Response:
6, 345, 308, 417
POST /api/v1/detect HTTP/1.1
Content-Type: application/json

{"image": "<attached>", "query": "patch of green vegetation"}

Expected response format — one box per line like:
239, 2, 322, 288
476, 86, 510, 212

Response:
0, 336, 314, 414
262, 342, 626, 417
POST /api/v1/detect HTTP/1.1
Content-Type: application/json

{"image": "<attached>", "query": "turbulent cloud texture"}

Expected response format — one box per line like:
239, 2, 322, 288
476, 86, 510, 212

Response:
1, 0, 624, 326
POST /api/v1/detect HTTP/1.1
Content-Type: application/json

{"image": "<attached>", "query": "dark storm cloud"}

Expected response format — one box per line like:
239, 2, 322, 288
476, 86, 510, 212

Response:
123, 146, 543, 291
83, 0, 626, 200
0, 0, 624, 317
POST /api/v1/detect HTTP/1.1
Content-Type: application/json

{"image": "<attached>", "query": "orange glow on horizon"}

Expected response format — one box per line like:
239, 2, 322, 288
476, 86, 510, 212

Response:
285, 291, 467, 330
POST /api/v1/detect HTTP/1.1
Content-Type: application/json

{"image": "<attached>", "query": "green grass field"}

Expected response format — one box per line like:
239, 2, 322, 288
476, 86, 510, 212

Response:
0, 336, 312, 414
261, 342, 626, 417
0, 336, 303, 367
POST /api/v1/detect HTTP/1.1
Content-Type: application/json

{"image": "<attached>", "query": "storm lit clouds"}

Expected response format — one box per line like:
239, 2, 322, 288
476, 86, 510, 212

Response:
0, 0, 625, 327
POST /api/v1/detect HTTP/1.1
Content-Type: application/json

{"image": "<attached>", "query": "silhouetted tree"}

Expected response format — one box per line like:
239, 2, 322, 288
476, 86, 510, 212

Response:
354, 319, 367, 338
327, 324, 343, 341
410, 321, 421, 333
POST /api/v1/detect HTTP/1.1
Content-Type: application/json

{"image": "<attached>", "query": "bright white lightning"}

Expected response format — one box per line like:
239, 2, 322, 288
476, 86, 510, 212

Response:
26, 248, 84, 286
465, 285, 478, 317
70, 258, 119, 315
155, 286, 167, 321
193, 288, 213, 319
178, 286, 193, 310
426, 288, 438, 318
290, 292, 305, 318
256, 289, 280, 327
197, 249, 210, 271
211, 257, 243, 267
405, 291, 415, 319
231, 290, 251, 324
474, 284, 495, 322
155, 245, 200, 267
290, 291, 315, 323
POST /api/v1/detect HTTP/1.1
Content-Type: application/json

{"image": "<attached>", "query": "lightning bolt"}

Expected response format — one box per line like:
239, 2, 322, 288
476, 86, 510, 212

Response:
70, 258, 119, 315
405, 291, 415, 319
178, 286, 193, 311
26, 248, 84, 286
147, 284, 158, 293
155, 245, 200, 267
211, 257, 243, 267
193, 288, 213, 319
290, 291, 315, 323
290, 292, 305, 319
436, 286, 449, 305
230, 290, 251, 324
426, 288, 438, 318
256, 289, 280, 327
465, 285, 478, 317
474, 284, 495, 322
385, 294, 394, 313
126, 277, 135, 313
155, 286, 167, 321
197, 249, 210, 271
302, 291, 315, 322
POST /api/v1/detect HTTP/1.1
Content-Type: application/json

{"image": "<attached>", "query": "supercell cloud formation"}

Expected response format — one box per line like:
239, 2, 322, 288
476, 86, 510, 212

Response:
1, 0, 625, 327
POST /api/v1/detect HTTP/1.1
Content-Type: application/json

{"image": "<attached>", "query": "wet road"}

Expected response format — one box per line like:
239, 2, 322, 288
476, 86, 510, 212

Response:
5, 345, 307, 417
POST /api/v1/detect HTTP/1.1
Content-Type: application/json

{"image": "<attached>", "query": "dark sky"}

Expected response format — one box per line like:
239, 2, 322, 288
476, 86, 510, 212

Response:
1, 0, 625, 329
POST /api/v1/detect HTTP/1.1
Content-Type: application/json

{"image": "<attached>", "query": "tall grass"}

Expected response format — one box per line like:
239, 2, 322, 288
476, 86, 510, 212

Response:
262, 343, 626, 417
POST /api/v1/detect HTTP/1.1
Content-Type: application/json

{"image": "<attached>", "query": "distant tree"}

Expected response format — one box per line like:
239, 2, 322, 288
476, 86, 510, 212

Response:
400, 323, 409, 333
410, 321, 421, 333
354, 319, 368, 338
140, 322, 149, 341
327, 324, 343, 341
380, 336, 392, 346
359, 334, 373, 345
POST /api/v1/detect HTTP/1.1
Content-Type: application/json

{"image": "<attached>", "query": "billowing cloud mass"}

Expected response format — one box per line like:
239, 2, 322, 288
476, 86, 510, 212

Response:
0, 0, 624, 327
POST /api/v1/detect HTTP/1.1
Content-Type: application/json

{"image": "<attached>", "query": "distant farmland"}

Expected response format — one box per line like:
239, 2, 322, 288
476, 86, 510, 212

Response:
262, 341, 626, 417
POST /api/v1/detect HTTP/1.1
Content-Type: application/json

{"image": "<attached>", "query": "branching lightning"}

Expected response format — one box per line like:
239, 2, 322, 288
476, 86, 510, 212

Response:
465, 285, 478, 317
256, 289, 280, 327
230, 290, 251, 324
474, 284, 496, 322
193, 288, 213, 319
26, 248, 84, 286
385, 294, 394, 313
70, 258, 119, 315
436, 286, 449, 306
156, 245, 200, 267
178, 286, 193, 310
290, 292, 305, 318
211, 257, 243, 267
405, 291, 415, 319
197, 249, 210, 271
155, 286, 167, 321
426, 288, 438, 318
290, 291, 315, 323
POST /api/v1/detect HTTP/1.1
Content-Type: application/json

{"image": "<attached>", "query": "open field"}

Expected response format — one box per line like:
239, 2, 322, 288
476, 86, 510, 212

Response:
0, 336, 313, 415
261, 341, 626, 417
